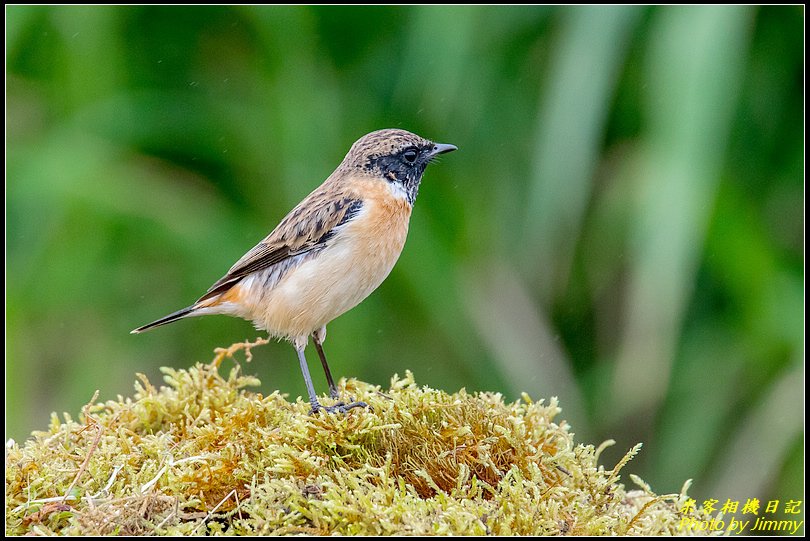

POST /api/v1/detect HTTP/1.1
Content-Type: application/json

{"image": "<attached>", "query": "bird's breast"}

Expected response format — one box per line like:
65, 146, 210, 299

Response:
252, 191, 413, 339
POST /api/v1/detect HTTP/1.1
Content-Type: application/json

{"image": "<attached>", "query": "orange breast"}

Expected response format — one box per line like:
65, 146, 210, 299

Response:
247, 181, 413, 340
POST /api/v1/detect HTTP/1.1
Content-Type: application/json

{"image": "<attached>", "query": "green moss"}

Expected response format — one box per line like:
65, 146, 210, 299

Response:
6, 345, 716, 535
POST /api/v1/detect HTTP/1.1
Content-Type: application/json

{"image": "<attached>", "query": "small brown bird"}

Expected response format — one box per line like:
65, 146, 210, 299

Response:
132, 129, 456, 414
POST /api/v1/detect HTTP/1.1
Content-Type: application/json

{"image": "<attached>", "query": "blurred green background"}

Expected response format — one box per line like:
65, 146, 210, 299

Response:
6, 4, 803, 525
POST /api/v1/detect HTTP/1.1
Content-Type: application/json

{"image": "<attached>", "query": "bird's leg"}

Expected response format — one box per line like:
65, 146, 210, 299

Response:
298, 331, 371, 415
312, 326, 339, 399
294, 340, 324, 414
295, 340, 370, 415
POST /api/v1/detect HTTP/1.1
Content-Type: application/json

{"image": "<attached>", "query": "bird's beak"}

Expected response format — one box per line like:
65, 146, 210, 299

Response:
430, 143, 458, 157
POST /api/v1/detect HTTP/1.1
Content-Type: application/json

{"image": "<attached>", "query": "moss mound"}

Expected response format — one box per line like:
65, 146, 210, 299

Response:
6, 344, 712, 535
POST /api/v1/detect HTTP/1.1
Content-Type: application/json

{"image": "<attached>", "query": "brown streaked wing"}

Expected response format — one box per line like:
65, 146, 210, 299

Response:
196, 194, 363, 303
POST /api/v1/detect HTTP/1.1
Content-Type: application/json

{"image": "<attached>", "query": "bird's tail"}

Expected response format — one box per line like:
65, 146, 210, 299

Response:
131, 305, 197, 334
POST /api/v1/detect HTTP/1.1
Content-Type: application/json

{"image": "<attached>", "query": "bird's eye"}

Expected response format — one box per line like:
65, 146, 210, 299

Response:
403, 148, 418, 163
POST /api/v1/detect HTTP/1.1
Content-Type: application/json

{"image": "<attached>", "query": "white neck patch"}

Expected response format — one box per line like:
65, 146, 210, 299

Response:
387, 179, 413, 203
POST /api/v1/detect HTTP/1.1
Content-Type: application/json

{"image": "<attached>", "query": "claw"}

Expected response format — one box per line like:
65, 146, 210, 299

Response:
309, 400, 372, 415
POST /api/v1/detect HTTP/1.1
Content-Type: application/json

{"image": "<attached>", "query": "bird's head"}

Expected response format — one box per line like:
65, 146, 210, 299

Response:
341, 129, 457, 204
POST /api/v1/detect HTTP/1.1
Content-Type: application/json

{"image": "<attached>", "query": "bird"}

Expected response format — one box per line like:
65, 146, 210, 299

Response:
132, 128, 457, 414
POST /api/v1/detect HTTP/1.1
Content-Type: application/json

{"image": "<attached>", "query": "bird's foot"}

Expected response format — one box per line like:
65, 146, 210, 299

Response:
309, 400, 372, 415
